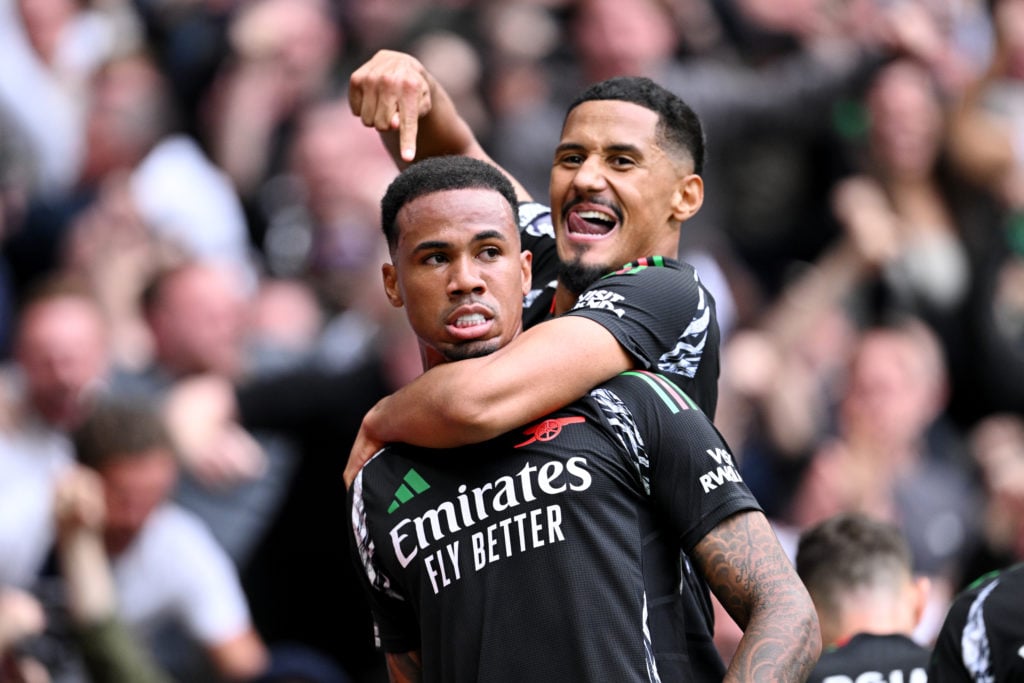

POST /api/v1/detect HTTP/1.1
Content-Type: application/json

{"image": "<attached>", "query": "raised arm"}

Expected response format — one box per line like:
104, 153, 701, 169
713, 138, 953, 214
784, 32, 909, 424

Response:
54, 467, 176, 683
344, 315, 631, 486
691, 510, 821, 682
349, 49, 533, 201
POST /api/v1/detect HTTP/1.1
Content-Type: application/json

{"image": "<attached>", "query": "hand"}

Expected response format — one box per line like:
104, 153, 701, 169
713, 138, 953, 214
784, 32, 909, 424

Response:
878, 1, 945, 66
53, 466, 106, 538
831, 175, 901, 266
187, 424, 267, 489
349, 50, 434, 162
0, 588, 45, 654
163, 375, 267, 489
344, 423, 385, 490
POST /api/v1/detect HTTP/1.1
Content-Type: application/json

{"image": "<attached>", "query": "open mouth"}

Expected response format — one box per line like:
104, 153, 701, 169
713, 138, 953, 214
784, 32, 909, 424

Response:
446, 305, 495, 340
565, 204, 620, 238
452, 312, 487, 328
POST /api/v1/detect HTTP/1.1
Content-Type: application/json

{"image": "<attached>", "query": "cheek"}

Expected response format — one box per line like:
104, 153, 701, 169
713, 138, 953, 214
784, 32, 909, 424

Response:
548, 171, 571, 200
403, 297, 444, 342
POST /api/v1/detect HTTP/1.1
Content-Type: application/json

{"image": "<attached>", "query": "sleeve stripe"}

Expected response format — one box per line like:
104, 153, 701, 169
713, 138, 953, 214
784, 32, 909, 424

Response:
621, 371, 698, 412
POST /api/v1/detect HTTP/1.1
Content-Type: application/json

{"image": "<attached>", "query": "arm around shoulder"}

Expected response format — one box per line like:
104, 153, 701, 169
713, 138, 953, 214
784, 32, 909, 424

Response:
358, 315, 632, 450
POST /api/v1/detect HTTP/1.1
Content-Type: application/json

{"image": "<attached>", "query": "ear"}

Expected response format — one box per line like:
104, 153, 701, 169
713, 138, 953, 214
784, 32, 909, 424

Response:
671, 173, 704, 223
382, 263, 403, 308
520, 250, 533, 298
910, 575, 931, 629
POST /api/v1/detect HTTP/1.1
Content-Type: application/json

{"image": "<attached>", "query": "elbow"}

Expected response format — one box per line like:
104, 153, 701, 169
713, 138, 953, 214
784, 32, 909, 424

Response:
208, 629, 269, 682
805, 604, 823, 660
797, 592, 823, 671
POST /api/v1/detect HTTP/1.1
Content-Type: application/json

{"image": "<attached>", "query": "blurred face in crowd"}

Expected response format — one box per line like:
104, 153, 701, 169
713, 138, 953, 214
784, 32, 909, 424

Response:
570, 0, 678, 83
148, 264, 248, 379
82, 55, 170, 183
290, 103, 398, 309
15, 295, 110, 430
550, 99, 700, 293
867, 60, 944, 180
839, 328, 945, 450
383, 188, 531, 369
100, 448, 177, 556
229, 0, 341, 96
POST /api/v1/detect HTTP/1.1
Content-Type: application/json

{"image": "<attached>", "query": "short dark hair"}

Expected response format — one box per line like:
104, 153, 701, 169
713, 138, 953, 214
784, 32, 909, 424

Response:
72, 394, 176, 470
380, 156, 519, 251
796, 512, 913, 617
567, 76, 705, 174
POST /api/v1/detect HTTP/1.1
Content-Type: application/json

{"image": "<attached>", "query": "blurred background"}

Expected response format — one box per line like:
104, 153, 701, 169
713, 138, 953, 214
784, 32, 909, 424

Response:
0, 0, 1022, 681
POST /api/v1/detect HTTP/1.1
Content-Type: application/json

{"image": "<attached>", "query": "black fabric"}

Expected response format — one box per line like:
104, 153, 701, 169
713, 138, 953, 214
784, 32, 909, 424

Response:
237, 357, 393, 681
350, 370, 761, 682
516, 203, 720, 420
807, 633, 929, 683
929, 563, 1024, 683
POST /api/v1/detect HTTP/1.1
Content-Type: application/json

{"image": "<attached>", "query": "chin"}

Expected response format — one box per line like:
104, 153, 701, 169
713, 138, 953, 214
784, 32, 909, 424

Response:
558, 259, 610, 296
444, 341, 501, 362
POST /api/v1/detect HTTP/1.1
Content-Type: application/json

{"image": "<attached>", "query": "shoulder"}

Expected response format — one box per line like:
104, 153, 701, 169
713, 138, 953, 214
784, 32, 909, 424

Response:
140, 504, 232, 563
587, 371, 722, 454
595, 370, 705, 417
938, 563, 1024, 648
517, 202, 554, 239
352, 446, 430, 519
572, 257, 709, 312
600, 256, 702, 283
951, 562, 1024, 618
930, 563, 1024, 680
811, 634, 929, 681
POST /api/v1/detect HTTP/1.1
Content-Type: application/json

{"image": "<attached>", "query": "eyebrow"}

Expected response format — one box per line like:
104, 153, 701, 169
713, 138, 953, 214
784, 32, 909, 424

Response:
411, 229, 509, 254
555, 142, 644, 156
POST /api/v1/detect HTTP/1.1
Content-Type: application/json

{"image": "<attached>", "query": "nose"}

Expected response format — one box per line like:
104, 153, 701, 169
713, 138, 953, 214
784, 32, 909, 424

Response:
47, 353, 88, 394
572, 154, 608, 193
447, 256, 486, 297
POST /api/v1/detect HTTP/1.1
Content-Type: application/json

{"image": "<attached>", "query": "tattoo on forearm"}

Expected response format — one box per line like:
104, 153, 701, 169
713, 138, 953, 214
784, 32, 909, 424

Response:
694, 511, 821, 682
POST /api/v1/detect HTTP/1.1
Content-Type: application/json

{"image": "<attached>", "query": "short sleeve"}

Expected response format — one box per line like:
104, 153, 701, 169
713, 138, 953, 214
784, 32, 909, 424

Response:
568, 260, 719, 417
598, 371, 759, 551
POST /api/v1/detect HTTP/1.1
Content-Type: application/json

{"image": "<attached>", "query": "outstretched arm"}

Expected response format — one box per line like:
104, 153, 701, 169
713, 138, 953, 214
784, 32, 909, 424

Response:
692, 510, 820, 681
344, 315, 632, 486
349, 49, 533, 201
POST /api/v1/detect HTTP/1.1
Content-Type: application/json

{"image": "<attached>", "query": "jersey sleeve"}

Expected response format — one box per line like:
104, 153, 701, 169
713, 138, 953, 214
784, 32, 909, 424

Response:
927, 594, 972, 683
517, 203, 560, 316
348, 466, 420, 654
567, 261, 711, 373
597, 371, 761, 552
566, 260, 720, 419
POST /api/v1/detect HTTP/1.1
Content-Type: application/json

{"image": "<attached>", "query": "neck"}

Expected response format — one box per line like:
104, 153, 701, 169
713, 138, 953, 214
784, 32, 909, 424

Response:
553, 286, 579, 316
822, 588, 919, 647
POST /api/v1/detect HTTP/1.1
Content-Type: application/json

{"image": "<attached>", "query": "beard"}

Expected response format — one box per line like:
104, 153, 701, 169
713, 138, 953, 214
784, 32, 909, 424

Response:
443, 339, 502, 362
558, 258, 610, 296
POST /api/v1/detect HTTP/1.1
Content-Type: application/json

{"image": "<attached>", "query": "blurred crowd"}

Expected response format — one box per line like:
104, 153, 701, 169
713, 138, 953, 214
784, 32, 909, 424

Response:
0, 0, 1022, 681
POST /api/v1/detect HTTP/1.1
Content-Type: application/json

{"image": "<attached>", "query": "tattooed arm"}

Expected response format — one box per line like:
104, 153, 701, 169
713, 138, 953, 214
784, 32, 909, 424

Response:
385, 651, 422, 683
692, 510, 821, 682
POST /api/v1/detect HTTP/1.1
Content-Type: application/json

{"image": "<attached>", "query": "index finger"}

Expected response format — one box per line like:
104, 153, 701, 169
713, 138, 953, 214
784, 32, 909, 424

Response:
396, 88, 421, 162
